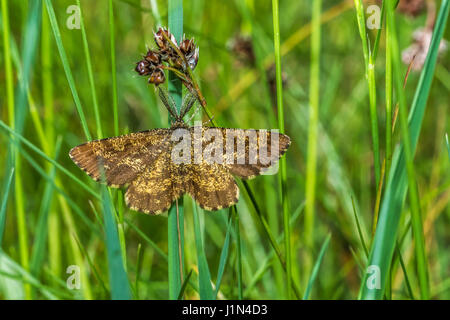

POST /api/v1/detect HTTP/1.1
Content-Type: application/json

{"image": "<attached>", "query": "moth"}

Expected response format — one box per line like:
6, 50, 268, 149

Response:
69, 89, 291, 214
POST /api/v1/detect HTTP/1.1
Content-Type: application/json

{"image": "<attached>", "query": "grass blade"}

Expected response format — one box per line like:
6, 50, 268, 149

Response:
177, 269, 193, 300
214, 212, 232, 298
354, 0, 381, 189
304, 0, 322, 287
303, 233, 331, 300
76, 0, 103, 139
167, 0, 185, 300
3, 0, 43, 299
44, 0, 91, 140
233, 207, 243, 300
109, 0, 119, 136
125, 218, 168, 261
272, 0, 292, 299
0, 169, 14, 247
29, 138, 62, 279
0, 120, 100, 200
351, 197, 369, 258
360, 0, 449, 300
192, 204, 214, 300
387, 0, 429, 299
102, 184, 131, 300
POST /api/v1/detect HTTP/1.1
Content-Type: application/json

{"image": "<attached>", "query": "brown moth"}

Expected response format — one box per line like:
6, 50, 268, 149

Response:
69, 89, 291, 214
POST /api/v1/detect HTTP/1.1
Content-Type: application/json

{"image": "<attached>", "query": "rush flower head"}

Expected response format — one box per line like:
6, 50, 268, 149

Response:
148, 68, 166, 85
154, 27, 177, 50
180, 36, 199, 70
135, 26, 200, 87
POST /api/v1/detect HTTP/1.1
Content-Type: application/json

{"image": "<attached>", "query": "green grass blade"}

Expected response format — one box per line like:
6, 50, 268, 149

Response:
76, 0, 103, 139
0, 169, 14, 247
124, 218, 168, 261
134, 243, 143, 299
303, 233, 331, 300
167, 0, 185, 300
0, 120, 100, 200
44, 0, 91, 140
109, 0, 119, 136
272, 0, 292, 299
372, 0, 385, 61
1, 0, 15, 129
243, 202, 305, 297
304, 0, 322, 287
102, 184, 131, 300
387, 0, 429, 299
385, 7, 393, 179
394, 243, 415, 300
354, 0, 381, 189
192, 204, 214, 300
234, 207, 243, 300
177, 269, 193, 300
351, 197, 369, 258
29, 138, 62, 279
74, 236, 109, 296
4, 0, 42, 299
239, 181, 301, 298
17, 146, 100, 234
0, 250, 58, 299
360, 0, 449, 300
214, 212, 232, 298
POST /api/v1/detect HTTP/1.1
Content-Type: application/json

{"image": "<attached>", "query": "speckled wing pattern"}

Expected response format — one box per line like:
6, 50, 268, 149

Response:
220, 128, 291, 179
185, 163, 240, 211
69, 126, 290, 214
69, 129, 172, 187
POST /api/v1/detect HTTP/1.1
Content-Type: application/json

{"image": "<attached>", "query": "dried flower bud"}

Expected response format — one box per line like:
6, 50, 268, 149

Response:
154, 27, 177, 50
135, 60, 152, 76
180, 38, 195, 55
148, 68, 166, 85
179, 36, 199, 70
187, 47, 199, 70
145, 50, 161, 65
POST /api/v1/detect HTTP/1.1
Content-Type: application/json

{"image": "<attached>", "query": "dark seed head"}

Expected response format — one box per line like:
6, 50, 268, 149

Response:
154, 27, 177, 50
148, 68, 166, 85
135, 60, 152, 76
180, 38, 195, 55
145, 50, 161, 65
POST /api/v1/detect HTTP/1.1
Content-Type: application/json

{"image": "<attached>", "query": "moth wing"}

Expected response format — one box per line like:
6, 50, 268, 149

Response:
190, 127, 291, 179
227, 129, 291, 179
69, 129, 172, 187
125, 149, 181, 214
185, 163, 239, 211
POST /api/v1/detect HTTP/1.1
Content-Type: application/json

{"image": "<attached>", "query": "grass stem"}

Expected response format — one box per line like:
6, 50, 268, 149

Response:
272, 0, 292, 299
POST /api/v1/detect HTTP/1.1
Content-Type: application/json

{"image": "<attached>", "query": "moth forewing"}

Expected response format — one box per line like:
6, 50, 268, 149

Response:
203, 128, 224, 165
171, 127, 191, 165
